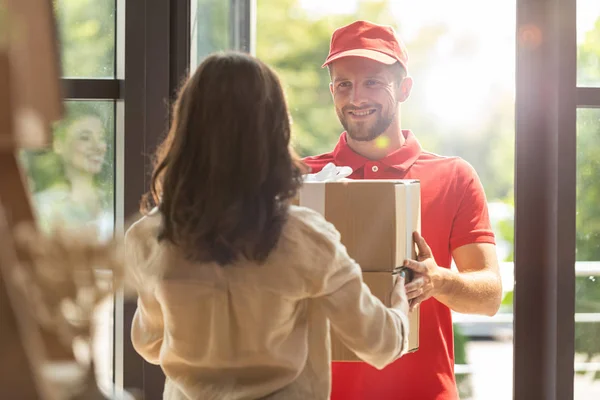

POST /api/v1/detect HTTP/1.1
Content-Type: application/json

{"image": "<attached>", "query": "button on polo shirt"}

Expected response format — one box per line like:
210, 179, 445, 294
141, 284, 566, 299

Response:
364, 163, 381, 177
303, 130, 495, 400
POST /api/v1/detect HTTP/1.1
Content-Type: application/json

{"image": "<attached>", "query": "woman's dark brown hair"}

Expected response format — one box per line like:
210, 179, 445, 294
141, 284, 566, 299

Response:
142, 51, 305, 266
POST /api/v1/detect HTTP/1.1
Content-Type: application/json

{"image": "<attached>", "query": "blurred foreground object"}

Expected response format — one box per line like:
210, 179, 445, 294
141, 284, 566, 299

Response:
1, 211, 131, 399
0, 1, 138, 399
1, 0, 63, 150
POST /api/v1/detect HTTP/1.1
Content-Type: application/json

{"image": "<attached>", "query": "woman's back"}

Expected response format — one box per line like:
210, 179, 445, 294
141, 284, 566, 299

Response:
127, 205, 409, 399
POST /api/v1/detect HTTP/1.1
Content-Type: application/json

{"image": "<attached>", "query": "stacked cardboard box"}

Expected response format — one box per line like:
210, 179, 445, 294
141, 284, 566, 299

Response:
296, 179, 421, 361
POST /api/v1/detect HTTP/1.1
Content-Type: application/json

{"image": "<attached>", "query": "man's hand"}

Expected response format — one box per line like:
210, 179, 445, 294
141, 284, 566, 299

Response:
403, 232, 502, 316
403, 231, 449, 311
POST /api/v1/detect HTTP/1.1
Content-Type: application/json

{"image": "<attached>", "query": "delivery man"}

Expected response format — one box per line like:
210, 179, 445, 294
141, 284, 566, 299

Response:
303, 20, 503, 400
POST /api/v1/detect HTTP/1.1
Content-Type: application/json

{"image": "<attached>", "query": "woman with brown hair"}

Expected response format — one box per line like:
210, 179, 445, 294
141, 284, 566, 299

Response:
125, 51, 410, 400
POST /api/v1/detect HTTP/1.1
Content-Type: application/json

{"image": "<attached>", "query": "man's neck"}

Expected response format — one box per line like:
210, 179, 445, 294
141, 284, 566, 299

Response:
346, 127, 405, 161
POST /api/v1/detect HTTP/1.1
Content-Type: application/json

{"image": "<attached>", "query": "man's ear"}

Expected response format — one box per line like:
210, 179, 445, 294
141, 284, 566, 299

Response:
397, 76, 413, 103
329, 81, 334, 96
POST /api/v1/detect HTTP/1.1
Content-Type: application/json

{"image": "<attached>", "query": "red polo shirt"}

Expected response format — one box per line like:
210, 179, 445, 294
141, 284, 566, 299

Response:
303, 130, 495, 400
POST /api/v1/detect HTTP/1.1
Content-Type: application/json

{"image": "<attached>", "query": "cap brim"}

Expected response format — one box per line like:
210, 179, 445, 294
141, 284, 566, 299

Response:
322, 49, 398, 68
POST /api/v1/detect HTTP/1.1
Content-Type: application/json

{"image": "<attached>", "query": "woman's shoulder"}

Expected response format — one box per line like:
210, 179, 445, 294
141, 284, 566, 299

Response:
125, 207, 161, 240
124, 209, 169, 290
279, 205, 343, 265
124, 209, 163, 259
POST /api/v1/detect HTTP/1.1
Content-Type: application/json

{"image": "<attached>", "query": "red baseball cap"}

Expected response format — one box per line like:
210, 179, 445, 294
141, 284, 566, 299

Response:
322, 20, 408, 72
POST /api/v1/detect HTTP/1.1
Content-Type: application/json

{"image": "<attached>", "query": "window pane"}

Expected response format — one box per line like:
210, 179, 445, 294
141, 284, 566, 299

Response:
54, 0, 115, 78
575, 109, 600, 399
19, 100, 115, 394
577, 0, 600, 87
257, 1, 516, 399
190, 0, 230, 70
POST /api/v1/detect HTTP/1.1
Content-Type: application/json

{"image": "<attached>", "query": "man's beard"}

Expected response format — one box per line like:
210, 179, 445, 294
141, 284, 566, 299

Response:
337, 105, 395, 142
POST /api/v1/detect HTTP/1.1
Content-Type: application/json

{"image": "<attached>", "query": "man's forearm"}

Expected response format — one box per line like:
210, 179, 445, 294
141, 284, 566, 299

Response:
434, 268, 502, 316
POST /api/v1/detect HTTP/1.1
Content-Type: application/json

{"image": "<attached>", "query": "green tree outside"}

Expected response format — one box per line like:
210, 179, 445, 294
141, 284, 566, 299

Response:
53, 0, 115, 78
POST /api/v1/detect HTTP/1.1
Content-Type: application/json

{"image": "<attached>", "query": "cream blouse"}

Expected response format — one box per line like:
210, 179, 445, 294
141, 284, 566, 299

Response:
126, 205, 409, 400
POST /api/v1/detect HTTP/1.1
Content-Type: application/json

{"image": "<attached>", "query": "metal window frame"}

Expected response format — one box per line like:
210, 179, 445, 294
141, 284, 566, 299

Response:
121, 0, 170, 396
230, 0, 256, 55
61, 79, 122, 100
576, 87, 600, 108
514, 0, 582, 399
515, 0, 600, 398
118, 0, 191, 398
113, 0, 126, 396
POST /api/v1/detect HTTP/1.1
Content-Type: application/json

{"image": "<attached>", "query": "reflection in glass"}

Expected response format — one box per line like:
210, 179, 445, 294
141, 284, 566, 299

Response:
577, 0, 600, 87
575, 108, 600, 399
24, 102, 114, 238
19, 101, 115, 395
54, 0, 116, 78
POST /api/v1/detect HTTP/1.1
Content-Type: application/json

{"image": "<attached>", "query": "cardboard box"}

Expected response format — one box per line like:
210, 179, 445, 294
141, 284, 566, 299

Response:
330, 272, 420, 361
295, 179, 421, 361
297, 180, 421, 272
